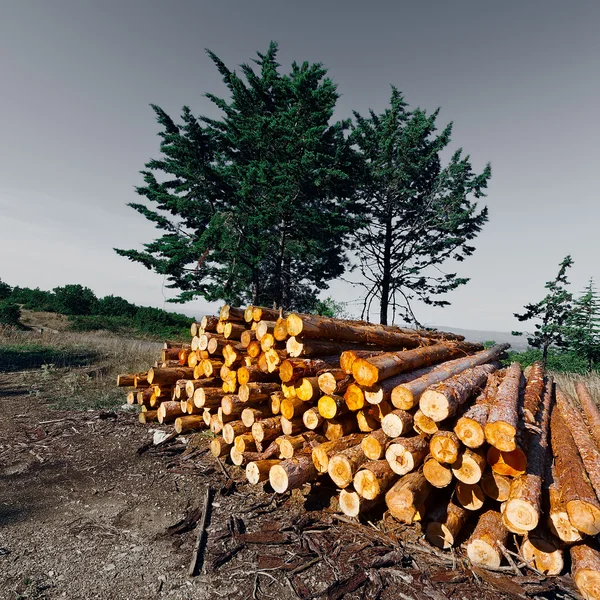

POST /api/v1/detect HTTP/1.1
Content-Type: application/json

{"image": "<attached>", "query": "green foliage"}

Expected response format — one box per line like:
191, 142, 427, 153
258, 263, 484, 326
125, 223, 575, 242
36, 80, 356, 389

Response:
506, 348, 593, 375
564, 278, 600, 370
53, 284, 97, 315
0, 301, 21, 326
312, 297, 350, 319
483, 340, 497, 349
513, 255, 574, 361
9, 286, 57, 312
95, 294, 137, 317
116, 42, 363, 312
0, 279, 11, 300
350, 87, 491, 325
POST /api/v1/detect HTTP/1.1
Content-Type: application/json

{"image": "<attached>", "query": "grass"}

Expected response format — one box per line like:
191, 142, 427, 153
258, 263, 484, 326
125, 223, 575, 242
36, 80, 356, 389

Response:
551, 370, 600, 402
0, 325, 161, 411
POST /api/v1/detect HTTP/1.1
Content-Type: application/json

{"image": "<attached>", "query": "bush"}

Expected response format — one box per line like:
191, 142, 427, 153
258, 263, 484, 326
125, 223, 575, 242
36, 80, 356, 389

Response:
53, 284, 97, 315
9, 286, 57, 312
95, 294, 136, 317
0, 279, 11, 300
0, 302, 21, 326
506, 348, 593, 374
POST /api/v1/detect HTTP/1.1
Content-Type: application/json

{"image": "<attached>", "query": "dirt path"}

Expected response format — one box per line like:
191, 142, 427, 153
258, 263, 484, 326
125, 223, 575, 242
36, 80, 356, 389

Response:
0, 371, 581, 600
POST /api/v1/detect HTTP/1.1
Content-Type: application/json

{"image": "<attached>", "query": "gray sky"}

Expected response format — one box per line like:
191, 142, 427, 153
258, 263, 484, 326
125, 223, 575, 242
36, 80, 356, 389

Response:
1, 0, 598, 331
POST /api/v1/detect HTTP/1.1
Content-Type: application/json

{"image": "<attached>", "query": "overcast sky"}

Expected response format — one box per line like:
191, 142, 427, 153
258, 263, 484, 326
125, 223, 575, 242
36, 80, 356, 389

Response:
1, 0, 598, 331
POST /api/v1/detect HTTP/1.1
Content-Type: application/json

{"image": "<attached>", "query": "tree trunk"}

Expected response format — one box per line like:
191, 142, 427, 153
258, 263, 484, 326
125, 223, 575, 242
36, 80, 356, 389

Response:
353, 460, 396, 499
485, 362, 523, 451
577, 381, 600, 450
311, 434, 367, 473
481, 471, 511, 502
362, 366, 437, 405
466, 510, 508, 568
219, 305, 245, 322
174, 415, 206, 434
429, 431, 461, 465
251, 416, 282, 444
454, 404, 489, 448
277, 432, 325, 460
157, 400, 184, 424
422, 455, 453, 488
361, 429, 389, 460
340, 350, 387, 375
323, 414, 358, 440
557, 388, 600, 502
279, 357, 340, 384
303, 407, 325, 430
246, 459, 281, 484
390, 345, 508, 409
318, 370, 352, 396
381, 409, 414, 439
238, 382, 281, 403
520, 529, 564, 576
419, 363, 497, 422
551, 407, 600, 535
413, 409, 439, 436
339, 489, 379, 517
328, 444, 368, 488
451, 448, 486, 485
147, 366, 195, 386
385, 436, 429, 475
425, 500, 468, 550
571, 543, 600, 600
269, 455, 318, 493
522, 361, 546, 424
456, 482, 485, 511
234, 433, 256, 453
385, 470, 432, 524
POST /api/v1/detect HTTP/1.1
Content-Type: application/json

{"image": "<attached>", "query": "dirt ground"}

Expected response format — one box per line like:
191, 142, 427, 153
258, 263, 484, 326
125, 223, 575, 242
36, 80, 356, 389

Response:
0, 368, 584, 600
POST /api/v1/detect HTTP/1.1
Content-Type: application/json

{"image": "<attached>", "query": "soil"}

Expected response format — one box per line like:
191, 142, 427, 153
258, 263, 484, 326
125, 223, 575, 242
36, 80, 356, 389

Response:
0, 370, 582, 600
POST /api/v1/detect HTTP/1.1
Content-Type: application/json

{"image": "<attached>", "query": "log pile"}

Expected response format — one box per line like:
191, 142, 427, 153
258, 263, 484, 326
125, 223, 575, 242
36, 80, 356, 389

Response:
118, 306, 600, 598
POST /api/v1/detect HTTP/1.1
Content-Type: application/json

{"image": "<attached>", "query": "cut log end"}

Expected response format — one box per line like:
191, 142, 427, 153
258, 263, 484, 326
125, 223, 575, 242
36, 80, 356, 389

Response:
504, 499, 539, 532
467, 539, 502, 569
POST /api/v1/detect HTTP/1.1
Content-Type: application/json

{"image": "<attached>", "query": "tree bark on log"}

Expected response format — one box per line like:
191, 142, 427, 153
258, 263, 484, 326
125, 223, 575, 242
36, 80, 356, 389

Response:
385, 470, 432, 524
323, 414, 359, 440
328, 444, 368, 488
485, 362, 523, 451
380, 409, 414, 439
571, 543, 600, 600
318, 370, 352, 396
139, 410, 158, 424
251, 417, 282, 444
357, 403, 390, 433
269, 455, 318, 493
240, 408, 266, 428
238, 382, 281, 403
340, 350, 387, 375
503, 377, 553, 533
385, 436, 429, 475
361, 429, 389, 460
311, 435, 367, 473
429, 431, 462, 465
174, 415, 206, 434
185, 378, 220, 398
389, 346, 507, 410
193, 387, 226, 409
237, 365, 279, 385
219, 305, 245, 322
551, 407, 600, 535
200, 315, 220, 331
287, 337, 388, 359
577, 382, 600, 451
354, 343, 483, 388
419, 363, 497, 422
303, 407, 325, 430
422, 455, 453, 488
234, 433, 256, 453
466, 510, 508, 568
557, 388, 600, 503
277, 432, 325, 460
148, 367, 195, 386
425, 500, 468, 550
281, 416, 305, 436
158, 400, 184, 424
360, 367, 437, 406
209, 438, 232, 458
353, 460, 396, 499
246, 459, 281, 484
522, 361, 545, 424
222, 420, 247, 444
279, 357, 340, 384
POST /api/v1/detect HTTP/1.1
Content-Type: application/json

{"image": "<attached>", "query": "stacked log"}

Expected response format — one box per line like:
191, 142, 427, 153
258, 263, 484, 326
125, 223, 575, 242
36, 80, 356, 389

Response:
118, 305, 600, 598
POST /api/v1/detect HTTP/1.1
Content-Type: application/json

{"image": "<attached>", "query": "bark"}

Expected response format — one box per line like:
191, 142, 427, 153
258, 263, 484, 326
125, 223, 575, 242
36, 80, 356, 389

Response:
520, 529, 564, 576
362, 366, 437, 405
456, 482, 485, 511
209, 438, 232, 458
193, 387, 225, 409
391, 346, 508, 409
323, 414, 359, 440
234, 433, 256, 453
354, 343, 485, 388
269, 455, 318, 493
174, 415, 206, 434
419, 363, 497, 422
318, 394, 348, 420
361, 429, 389, 460
385, 470, 432, 524
138, 410, 158, 424
577, 381, 600, 450
454, 404, 489, 448
311, 434, 367, 473
571, 543, 600, 600
280, 416, 305, 436
504, 377, 553, 533
551, 407, 600, 535
238, 382, 281, 403
210, 414, 223, 435
222, 420, 247, 445
303, 407, 325, 430
185, 378, 220, 398
219, 305, 245, 322
339, 489, 379, 517
425, 500, 468, 549
200, 315, 220, 331
422, 455, 453, 488
251, 416, 282, 443
413, 409, 439, 436
485, 362, 523, 451
317, 370, 352, 396
466, 510, 508, 568
451, 448, 486, 485
237, 365, 279, 385
385, 436, 429, 475
557, 387, 600, 502
277, 432, 325, 460
279, 357, 340, 384
522, 361, 546, 424
294, 377, 319, 401
328, 444, 368, 488
147, 367, 194, 386
220, 394, 245, 416
356, 404, 385, 432
353, 460, 396, 499
246, 459, 281, 484
481, 471, 511, 502
429, 431, 461, 465
255, 320, 277, 341
157, 400, 184, 424
281, 396, 310, 420
340, 350, 387, 375
287, 337, 389, 359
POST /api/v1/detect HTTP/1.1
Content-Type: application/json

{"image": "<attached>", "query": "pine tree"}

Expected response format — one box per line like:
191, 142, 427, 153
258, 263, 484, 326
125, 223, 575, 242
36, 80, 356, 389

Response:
116, 43, 362, 311
565, 279, 600, 370
350, 87, 491, 325
513, 255, 574, 362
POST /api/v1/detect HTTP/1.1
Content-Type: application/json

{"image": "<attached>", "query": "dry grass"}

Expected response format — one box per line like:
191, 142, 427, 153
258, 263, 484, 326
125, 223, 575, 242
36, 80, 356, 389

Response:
0, 325, 161, 410
551, 370, 600, 404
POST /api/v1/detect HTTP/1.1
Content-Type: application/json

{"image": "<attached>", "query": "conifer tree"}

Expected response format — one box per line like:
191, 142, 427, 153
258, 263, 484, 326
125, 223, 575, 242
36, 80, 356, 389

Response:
513, 255, 574, 362
350, 88, 491, 325
116, 43, 361, 311
565, 279, 600, 370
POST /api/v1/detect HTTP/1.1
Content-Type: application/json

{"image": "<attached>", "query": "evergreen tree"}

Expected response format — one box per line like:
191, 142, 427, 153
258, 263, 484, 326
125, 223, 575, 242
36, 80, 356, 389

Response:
116, 43, 362, 311
0, 279, 11, 301
513, 255, 574, 362
350, 88, 491, 325
565, 279, 600, 370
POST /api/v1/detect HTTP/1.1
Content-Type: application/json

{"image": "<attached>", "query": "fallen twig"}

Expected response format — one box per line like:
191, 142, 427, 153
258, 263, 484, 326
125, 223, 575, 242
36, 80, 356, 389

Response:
188, 486, 212, 576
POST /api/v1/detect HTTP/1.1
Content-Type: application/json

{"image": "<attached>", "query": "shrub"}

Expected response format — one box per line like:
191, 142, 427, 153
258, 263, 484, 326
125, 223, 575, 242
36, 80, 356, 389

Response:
506, 348, 593, 375
53, 284, 97, 315
0, 301, 21, 326
0, 279, 11, 300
